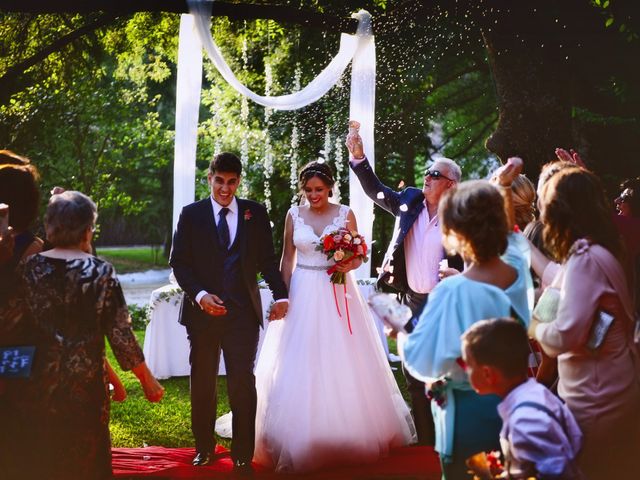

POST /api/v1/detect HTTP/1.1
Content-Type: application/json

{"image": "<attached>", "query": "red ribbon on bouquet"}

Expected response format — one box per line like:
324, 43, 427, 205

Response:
327, 259, 353, 335
331, 283, 353, 335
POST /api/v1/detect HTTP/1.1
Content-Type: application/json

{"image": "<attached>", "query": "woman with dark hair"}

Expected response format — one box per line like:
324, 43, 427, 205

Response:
253, 161, 415, 472
402, 179, 530, 479
0, 159, 44, 271
3, 191, 164, 480
530, 168, 640, 479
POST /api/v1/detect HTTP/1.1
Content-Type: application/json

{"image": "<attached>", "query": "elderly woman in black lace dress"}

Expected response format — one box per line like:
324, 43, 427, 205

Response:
2, 191, 164, 480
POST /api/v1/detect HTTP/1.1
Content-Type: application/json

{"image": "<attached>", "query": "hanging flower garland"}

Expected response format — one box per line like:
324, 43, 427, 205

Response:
211, 94, 222, 155
333, 135, 345, 202
240, 36, 250, 198
324, 123, 332, 166
263, 59, 274, 212
290, 64, 301, 205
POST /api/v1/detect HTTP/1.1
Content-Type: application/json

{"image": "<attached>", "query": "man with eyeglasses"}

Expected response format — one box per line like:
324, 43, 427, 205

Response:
346, 121, 462, 446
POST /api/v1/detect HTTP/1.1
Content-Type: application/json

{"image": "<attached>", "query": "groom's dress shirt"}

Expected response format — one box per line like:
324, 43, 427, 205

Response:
403, 204, 442, 295
212, 196, 238, 245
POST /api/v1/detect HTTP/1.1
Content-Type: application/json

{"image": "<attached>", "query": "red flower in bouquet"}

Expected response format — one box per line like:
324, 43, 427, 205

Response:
322, 234, 336, 251
316, 227, 369, 284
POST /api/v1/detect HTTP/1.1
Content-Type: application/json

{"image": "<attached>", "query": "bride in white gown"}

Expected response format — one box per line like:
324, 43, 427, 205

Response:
254, 161, 416, 473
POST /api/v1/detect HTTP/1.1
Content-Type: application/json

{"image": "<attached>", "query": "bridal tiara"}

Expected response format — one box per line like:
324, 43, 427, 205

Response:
300, 169, 334, 183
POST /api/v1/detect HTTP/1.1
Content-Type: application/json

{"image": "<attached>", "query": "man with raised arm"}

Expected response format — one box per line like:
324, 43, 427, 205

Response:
346, 121, 462, 446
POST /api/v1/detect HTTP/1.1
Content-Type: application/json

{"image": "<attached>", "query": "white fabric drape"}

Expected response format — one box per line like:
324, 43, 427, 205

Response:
174, 1, 376, 277
173, 14, 202, 231
348, 17, 375, 279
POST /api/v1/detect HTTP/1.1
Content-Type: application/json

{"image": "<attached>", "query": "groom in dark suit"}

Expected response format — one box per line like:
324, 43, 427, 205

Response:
170, 152, 288, 473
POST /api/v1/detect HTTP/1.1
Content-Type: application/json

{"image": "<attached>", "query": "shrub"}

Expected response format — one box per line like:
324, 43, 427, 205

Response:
128, 304, 150, 330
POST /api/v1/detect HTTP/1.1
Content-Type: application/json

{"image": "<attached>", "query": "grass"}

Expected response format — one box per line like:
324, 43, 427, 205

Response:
107, 330, 408, 449
96, 246, 167, 274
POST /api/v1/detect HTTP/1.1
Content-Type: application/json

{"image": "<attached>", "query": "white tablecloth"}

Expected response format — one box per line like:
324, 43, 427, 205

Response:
142, 282, 389, 379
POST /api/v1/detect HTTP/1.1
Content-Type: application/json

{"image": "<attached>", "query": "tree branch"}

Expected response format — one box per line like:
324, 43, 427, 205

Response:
449, 114, 498, 160
433, 109, 495, 152
426, 63, 489, 93
0, 14, 118, 103
1, 1, 358, 34
434, 88, 488, 112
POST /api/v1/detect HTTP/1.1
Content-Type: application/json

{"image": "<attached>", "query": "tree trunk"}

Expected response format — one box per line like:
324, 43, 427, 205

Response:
482, 23, 573, 179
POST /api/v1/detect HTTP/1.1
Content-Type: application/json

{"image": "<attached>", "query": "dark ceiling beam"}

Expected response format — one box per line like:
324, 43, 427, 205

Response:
0, 1, 359, 34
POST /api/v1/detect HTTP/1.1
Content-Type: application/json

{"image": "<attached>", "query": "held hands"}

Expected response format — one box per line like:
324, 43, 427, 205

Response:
269, 301, 288, 321
132, 362, 165, 403
345, 120, 365, 160
200, 293, 227, 316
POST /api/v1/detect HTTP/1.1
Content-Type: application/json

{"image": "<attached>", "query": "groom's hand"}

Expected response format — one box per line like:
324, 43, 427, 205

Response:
269, 301, 288, 321
200, 294, 227, 316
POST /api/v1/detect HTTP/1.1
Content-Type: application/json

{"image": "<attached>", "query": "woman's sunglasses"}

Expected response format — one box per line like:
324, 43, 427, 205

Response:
424, 169, 453, 181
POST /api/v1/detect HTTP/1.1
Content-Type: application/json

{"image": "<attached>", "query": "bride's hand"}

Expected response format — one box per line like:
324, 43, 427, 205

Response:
335, 257, 362, 273
269, 301, 288, 321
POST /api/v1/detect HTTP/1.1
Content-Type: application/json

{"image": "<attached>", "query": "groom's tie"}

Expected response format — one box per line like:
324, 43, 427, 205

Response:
217, 207, 230, 249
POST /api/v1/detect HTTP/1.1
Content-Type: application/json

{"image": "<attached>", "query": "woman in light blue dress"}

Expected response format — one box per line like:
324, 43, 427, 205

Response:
402, 179, 530, 479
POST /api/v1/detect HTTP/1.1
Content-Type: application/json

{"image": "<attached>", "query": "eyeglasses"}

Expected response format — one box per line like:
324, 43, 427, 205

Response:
425, 169, 453, 181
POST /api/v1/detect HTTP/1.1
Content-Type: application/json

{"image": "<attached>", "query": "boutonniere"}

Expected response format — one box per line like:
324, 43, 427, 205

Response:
244, 209, 253, 221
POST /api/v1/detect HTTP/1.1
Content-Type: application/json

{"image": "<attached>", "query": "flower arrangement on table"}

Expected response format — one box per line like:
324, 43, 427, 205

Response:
316, 228, 369, 334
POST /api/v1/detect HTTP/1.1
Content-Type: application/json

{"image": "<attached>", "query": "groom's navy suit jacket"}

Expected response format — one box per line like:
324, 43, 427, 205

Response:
351, 158, 463, 294
170, 197, 287, 328
169, 196, 286, 459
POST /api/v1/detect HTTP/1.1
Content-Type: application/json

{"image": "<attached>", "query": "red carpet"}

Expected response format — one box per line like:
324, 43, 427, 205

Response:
112, 445, 441, 479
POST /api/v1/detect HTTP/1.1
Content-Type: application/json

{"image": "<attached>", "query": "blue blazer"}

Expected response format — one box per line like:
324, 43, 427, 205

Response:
351, 158, 462, 292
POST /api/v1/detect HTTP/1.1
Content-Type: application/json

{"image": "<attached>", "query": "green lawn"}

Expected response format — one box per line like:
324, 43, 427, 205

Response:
97, 246, 167, 274
107, 331, 408, 448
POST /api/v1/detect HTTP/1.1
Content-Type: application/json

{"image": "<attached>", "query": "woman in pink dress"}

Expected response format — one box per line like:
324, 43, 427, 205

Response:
530, 168, 640, 479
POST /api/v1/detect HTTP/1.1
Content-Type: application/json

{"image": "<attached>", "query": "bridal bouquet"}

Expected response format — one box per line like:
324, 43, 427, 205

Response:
316, 227, 369, 284
316, 228, 369, 335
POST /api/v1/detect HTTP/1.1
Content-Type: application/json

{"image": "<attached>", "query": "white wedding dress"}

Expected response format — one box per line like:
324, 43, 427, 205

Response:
253, 205, 416, 473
